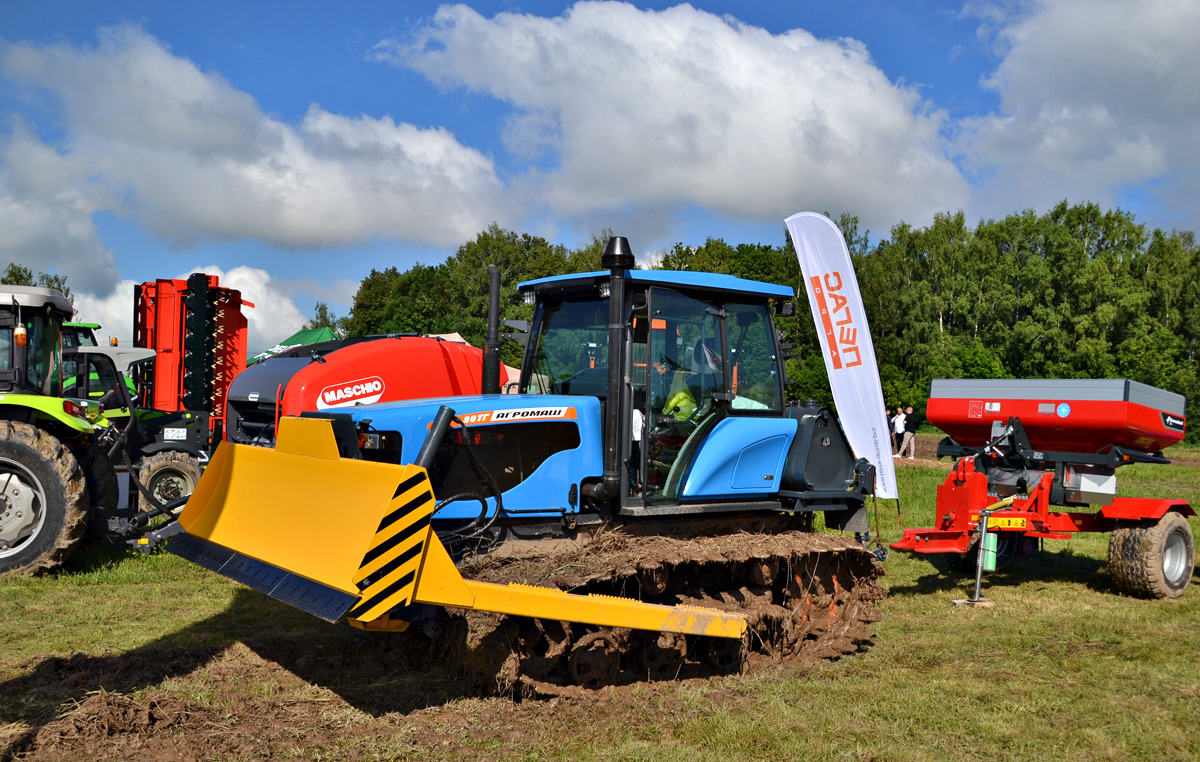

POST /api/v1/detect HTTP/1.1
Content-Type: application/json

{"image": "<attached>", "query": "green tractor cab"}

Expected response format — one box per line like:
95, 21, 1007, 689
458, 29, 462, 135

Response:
0, 286, 117, 572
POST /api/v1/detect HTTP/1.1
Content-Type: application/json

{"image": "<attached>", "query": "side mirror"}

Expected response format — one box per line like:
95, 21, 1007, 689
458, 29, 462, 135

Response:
774, 302, 796, 317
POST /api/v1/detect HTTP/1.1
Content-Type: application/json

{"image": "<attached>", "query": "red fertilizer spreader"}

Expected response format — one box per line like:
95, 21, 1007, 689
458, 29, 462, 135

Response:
892, 379, 1195, 598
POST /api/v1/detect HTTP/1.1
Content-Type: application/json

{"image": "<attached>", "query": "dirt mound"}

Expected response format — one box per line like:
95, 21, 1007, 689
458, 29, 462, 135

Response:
33, 691, 187, 743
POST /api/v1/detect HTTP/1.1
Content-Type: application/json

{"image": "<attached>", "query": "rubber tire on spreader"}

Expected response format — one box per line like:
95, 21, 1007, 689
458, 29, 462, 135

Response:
1108, 512, 1195, 599
948, 532, 1024, 574
136, 450, 202, 512
0, 421, 89, 574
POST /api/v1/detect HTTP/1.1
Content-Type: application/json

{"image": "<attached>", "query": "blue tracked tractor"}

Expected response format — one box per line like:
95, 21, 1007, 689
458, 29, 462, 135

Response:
165, 238, 886, 690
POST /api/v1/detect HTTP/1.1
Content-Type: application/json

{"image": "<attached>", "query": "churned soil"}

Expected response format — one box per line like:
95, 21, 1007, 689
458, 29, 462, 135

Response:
3, 639, 825, 762
4, 530, 884, 761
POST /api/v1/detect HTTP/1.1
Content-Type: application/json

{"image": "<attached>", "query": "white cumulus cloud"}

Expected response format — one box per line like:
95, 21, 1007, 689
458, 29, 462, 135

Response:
0, 125, 118, 294
183, 265, 308, 356
0, 25, 514, 297
377, 1, 969, 235
958, 0, 1200, 227
71, 279, 139, 345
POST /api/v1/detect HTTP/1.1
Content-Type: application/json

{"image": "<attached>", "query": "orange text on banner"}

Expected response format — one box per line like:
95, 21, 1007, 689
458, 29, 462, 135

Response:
809, 273, 862, 371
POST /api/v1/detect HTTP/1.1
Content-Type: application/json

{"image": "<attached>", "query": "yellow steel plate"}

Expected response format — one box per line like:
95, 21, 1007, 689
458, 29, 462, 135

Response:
179, 418, 417, 596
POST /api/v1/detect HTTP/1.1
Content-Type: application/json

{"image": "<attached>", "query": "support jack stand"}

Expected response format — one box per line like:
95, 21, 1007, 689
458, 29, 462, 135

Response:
951, 498, 1013, 608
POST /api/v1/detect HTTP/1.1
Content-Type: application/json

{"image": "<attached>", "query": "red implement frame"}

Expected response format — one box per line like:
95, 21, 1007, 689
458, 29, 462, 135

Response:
892, 456, 1193, 554
133, 275, 252, 435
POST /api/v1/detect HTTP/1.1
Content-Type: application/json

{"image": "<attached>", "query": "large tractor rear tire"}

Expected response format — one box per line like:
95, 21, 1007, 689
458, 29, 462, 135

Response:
136, 450, 202, 511
0, 421, 89, 573
1108, 513, 1195, 599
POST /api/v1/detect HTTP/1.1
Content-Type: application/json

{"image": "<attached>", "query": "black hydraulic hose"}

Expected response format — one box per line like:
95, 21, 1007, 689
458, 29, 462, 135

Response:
441, 415, 505, 537
433, 492, 493, 540
414, 406, 505, 540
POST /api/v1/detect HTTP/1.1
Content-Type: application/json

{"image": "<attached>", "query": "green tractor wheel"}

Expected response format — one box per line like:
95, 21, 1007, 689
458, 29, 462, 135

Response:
0, 421, 89, 573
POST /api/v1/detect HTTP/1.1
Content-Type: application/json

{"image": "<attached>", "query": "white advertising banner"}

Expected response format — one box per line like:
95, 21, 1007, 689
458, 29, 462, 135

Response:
785, 212, 897, 500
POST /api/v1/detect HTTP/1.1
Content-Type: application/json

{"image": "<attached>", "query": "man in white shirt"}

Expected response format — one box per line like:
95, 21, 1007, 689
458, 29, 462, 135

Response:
892, 409, 906, 457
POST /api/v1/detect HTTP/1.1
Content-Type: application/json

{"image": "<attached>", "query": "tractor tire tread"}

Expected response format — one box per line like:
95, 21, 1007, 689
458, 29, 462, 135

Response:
136, 450, 202, 508
0, 421, 89, 574
1108, 513, 1195, 599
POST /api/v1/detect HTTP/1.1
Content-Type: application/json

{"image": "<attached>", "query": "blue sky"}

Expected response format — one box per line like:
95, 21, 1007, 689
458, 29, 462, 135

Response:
2, 1, 1196, 351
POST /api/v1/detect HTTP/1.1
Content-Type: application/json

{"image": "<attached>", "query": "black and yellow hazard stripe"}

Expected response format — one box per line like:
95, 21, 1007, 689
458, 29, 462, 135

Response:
347, 468, 436, 621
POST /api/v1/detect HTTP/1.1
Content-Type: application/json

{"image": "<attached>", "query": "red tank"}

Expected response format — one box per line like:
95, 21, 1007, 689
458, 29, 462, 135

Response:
278, 337, 505, 417
225, 336, 512, 446
927, 378, 1186, 455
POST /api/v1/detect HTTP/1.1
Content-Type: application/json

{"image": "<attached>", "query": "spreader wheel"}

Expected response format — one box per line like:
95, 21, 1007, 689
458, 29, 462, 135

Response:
948, 532, 1025, 574
1108, 513, 1195, 599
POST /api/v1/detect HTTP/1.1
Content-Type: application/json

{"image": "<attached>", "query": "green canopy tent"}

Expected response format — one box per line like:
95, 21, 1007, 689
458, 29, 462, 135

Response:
249, 326, 339, 365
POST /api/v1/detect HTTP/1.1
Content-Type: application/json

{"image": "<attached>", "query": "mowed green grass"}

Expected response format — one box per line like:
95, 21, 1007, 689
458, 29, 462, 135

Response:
2, 453, 1198, 761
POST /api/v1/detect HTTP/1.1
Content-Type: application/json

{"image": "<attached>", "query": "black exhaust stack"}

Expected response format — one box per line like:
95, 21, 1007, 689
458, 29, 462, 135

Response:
482, 264, 501, 395
598, 236, 635, 501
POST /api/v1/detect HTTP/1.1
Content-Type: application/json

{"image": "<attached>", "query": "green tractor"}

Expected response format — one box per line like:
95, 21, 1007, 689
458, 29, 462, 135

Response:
0, 286, 117, 573
60, 323, 203, 510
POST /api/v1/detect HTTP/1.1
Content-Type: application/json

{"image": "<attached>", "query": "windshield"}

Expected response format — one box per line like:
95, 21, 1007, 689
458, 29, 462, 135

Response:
62, 354, 122, 401
726, 302, 782, 412
523, 297, 610, 396
26, 312, 62, 396
62, 327, 97, 347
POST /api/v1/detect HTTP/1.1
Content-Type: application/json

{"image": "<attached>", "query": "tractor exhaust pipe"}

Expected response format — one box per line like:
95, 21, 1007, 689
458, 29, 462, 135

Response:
481, 265, 502, 395
593, 236, 635, 503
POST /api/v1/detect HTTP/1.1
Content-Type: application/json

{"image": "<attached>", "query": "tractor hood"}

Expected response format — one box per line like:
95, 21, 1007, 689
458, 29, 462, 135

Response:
339, 393, 604, 521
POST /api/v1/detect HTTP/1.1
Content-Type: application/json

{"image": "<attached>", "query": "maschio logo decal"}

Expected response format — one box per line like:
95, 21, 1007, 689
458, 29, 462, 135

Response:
453, 407, 577, 426
317, 376, 386, 409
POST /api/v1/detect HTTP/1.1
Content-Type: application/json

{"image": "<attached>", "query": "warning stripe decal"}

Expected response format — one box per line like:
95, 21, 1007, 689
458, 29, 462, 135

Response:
348, 467, 436, 622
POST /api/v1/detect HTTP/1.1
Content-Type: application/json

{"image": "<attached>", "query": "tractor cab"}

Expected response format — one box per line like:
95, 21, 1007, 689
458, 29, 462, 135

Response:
0, 286, 73, 399
519, 268, 795, 506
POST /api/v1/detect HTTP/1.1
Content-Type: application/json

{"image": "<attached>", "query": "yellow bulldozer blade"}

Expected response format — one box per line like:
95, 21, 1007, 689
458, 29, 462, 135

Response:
170, 416, 746, 640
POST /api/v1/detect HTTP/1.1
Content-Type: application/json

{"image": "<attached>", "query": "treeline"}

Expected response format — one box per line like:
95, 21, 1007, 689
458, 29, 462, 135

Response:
344, 202, 1200, 438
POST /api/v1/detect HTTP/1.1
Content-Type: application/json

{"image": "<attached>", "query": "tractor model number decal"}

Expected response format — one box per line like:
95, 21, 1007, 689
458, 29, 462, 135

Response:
317, 376, 386, 409
971, 515, 1027, 529
454, 407, 576, 426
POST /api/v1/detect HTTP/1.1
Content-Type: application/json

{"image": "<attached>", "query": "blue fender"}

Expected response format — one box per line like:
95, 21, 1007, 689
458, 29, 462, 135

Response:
681, 417, 799, 499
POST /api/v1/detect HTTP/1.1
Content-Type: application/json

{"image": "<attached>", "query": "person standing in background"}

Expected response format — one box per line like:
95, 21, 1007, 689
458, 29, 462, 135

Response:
892, 407, 906, 458
902, 405, 919, 459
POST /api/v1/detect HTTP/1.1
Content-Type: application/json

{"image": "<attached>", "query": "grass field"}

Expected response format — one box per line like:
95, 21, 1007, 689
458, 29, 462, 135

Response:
2, 434, 1198, 760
